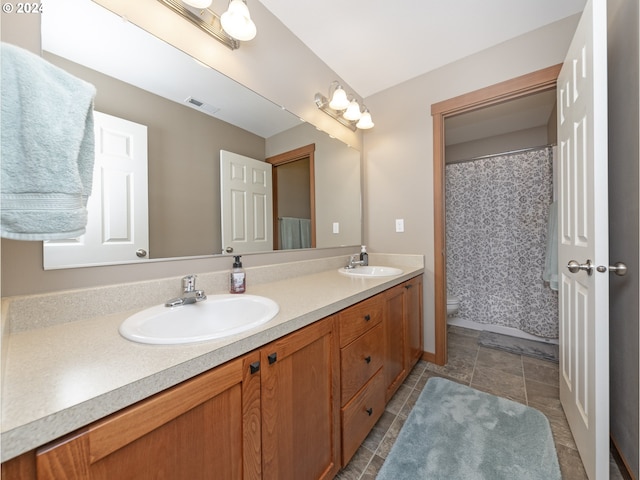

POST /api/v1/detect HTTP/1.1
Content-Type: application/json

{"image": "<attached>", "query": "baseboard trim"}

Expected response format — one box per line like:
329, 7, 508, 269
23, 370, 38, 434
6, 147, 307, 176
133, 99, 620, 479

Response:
421, 351, 437, 364
611, 435, 636, 480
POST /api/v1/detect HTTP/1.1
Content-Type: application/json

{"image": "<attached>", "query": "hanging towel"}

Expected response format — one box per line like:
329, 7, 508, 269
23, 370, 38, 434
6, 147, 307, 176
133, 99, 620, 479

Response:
299, 218, 311, 249
1, 42, 97, 240
279, 217, 301, 249
542, 201, 558, 291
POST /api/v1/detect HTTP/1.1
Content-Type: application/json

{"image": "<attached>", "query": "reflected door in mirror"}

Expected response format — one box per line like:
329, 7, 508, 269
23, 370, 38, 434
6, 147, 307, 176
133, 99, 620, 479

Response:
220, 150, 273, 254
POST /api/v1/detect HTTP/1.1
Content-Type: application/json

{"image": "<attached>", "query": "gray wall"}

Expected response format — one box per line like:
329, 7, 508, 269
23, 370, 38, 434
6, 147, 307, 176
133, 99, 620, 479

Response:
363, 15, 581, 353
608, 0, 639, 476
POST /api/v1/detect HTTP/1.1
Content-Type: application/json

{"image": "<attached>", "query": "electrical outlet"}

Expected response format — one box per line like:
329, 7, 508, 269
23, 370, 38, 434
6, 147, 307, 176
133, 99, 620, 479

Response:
333, 222, 340, 234
395, 219, 404, 233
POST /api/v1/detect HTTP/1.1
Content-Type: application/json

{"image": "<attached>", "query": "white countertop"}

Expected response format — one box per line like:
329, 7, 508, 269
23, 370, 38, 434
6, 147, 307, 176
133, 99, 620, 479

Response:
1, 256, 423, 462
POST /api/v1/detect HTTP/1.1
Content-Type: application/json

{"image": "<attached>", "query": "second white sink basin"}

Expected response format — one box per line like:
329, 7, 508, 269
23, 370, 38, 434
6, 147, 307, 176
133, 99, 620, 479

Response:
338, 266, 404, 277
120, 294, 279, 345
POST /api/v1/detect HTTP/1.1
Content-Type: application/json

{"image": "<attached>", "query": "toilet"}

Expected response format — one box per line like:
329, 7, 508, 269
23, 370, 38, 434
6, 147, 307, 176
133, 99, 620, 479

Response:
447, 296, 460, 317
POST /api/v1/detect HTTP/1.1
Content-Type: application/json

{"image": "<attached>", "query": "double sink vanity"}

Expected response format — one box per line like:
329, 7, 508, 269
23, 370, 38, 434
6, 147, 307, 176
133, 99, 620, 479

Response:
1, 254, 424, 479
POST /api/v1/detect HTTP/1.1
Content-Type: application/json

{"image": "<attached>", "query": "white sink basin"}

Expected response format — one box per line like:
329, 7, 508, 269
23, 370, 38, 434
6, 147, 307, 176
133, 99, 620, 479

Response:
338, 266, 404, 277
120, 294, 279, 345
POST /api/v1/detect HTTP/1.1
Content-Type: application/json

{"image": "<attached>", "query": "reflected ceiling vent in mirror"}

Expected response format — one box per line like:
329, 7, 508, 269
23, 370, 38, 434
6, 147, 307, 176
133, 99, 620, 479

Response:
314, 81, 374, 131
185, 97, 221, 115
159, 0, 257, 49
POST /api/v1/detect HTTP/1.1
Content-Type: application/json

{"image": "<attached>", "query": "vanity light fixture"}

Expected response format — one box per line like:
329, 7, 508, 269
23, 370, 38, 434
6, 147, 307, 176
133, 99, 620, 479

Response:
159, 0, 257, 50
221, 0, 257, 41
314, 81, 374, 131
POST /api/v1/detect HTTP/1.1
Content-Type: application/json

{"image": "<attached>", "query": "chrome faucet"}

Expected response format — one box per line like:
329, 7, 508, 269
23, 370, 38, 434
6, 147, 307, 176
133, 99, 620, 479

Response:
345, 254, 365, 269
165, 274, 207, 307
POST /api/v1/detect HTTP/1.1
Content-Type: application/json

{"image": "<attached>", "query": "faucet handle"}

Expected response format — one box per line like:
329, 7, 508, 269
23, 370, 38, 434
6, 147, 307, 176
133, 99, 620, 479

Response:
182, 274, 197, 293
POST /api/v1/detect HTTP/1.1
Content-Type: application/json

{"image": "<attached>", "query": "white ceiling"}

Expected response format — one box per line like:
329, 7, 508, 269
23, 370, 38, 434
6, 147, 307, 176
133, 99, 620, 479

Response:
258, 0, 586, 98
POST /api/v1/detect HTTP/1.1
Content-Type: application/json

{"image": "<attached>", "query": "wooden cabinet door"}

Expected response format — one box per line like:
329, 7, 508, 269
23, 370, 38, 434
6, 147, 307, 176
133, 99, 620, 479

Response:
35, 352, 261, 480
404, 275, 424, 368
261, 316, 340, 480
383, 284, 406, 401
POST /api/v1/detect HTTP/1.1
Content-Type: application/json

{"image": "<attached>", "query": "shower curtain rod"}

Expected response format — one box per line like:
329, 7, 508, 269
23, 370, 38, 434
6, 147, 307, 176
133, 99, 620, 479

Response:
448, 144, 556, 164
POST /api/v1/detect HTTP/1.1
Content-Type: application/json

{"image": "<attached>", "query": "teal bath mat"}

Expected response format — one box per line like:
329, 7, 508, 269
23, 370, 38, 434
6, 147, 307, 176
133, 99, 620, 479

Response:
376, 377, 561, 480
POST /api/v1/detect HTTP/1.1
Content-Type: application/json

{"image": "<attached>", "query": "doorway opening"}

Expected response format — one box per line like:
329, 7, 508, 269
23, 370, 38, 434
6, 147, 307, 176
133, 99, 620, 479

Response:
266, 143, 316, 250
430, 64, 561, 366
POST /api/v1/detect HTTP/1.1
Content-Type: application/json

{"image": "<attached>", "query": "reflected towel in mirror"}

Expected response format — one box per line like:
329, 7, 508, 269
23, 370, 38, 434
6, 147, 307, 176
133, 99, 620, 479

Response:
279, 217, 311, 249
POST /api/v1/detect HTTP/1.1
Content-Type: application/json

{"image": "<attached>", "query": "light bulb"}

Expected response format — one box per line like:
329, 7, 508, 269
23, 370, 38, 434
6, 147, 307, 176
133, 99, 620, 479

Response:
221, 0, 257, 41
356, 111, 374, 129
343, 99, 362, 121
329, 86, 349, 110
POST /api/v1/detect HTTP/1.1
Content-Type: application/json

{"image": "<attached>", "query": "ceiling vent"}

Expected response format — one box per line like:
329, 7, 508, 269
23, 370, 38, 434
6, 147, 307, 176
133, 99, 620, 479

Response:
185, 96, 221, 115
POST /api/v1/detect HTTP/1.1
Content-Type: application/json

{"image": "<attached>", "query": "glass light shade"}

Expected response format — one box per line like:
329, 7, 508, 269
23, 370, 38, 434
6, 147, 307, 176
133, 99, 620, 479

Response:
329, 86, 349, 110
356, 111, 374, 129
221, 0, 257, 41
343, 99, 362, 121
182, 0, 212, 7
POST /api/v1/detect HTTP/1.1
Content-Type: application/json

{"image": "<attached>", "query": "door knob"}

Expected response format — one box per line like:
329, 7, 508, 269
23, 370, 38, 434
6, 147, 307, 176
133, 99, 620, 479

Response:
567, 259, 594, 276
136, 249, 147, 258
225, 247, 234, 253
596, 262, 628, 276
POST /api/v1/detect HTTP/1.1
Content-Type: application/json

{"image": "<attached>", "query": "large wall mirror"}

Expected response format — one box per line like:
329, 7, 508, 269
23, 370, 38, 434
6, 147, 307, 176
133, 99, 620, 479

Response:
41, 0, 361, 268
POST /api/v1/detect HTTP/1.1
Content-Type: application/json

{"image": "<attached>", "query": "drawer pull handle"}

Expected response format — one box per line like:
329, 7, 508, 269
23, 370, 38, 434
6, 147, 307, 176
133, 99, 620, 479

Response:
404, 284, 413, 289
366, 407, 373, 416
364, 356, 372, 364
250, 361, 260, 374
267, 353, 277, 365
364, 314, 371, 321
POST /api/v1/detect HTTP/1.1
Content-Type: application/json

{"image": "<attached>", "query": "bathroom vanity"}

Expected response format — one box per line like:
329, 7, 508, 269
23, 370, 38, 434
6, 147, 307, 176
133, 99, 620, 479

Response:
1, 256, 423, 479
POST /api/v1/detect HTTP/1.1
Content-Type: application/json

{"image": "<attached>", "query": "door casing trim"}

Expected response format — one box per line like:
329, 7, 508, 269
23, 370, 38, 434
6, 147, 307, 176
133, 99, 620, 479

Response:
430, 64, 561, 366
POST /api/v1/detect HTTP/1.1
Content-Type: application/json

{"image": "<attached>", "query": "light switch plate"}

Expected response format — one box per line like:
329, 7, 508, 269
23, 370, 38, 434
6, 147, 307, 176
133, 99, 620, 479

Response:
395, 219, 404, 233
333, 222, 340, 234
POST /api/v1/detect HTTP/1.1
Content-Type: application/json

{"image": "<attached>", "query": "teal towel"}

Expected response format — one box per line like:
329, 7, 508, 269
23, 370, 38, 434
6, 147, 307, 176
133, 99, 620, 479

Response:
1, 42, 96, 240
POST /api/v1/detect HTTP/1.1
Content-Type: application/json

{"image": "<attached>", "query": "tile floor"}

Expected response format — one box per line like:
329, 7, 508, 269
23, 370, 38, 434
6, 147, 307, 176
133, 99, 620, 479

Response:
335, 325, 626, 480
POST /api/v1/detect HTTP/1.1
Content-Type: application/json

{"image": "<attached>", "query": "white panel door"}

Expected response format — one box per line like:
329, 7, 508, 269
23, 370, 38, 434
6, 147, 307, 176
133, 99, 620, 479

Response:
44, 111, 149, 269
557, 1, 609, 478
220, 150, 273, 254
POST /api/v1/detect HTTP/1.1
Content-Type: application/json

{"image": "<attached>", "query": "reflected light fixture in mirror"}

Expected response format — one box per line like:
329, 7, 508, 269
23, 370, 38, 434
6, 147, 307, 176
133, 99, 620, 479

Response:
221, 0, 257, 41
315, 81, 374, 131
182, 0, 212, 8
160, 0, 257, 49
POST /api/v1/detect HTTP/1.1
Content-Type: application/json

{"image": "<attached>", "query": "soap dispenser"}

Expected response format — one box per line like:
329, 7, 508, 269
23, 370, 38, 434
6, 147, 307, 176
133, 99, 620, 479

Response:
359, 245, 369, 266
230, 255, 246, 294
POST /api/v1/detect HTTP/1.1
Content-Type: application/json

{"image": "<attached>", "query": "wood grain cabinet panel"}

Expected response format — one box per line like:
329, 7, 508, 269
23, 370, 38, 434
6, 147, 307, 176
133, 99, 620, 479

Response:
340, 322, 384, 405
338, 296, 383, 347
384, 276, 424, 402
341, 369, 385, 464
260, 315, 340, 480
34, 352, 261, 480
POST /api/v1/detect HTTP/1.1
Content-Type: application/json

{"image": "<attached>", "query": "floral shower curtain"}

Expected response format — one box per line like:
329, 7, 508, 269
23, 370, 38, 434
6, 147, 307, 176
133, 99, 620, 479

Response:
445, 146, 558, 338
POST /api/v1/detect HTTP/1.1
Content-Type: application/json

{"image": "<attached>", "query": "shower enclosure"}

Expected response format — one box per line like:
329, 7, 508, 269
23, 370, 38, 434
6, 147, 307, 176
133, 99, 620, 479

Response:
445, 146, 558, 339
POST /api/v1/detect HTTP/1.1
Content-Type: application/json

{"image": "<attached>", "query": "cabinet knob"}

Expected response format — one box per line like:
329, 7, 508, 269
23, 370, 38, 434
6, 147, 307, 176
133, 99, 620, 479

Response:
364, 314, 371, 321
267, 353, 277, 365
366, 407, 373, 416
250, 361, 260, 374
364, 355, 372, 364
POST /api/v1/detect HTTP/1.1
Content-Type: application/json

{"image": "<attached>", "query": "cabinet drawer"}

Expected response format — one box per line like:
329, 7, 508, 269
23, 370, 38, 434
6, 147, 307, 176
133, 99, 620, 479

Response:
340, 323, 383, 405
338, 296, 383, 347
341, 368, 385, 466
